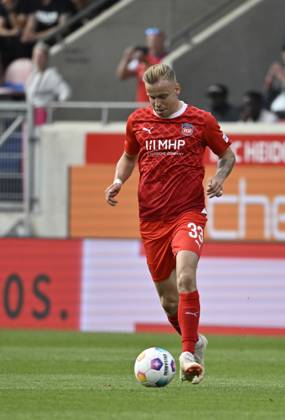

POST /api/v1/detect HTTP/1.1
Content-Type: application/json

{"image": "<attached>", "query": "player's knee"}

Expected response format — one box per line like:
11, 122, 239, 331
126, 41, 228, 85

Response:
160, 296, 178, 316
177, 271, 196, 293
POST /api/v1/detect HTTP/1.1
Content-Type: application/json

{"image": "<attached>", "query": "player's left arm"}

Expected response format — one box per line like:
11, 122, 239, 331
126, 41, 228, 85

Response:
204, 112, 236, 198
206, 147, 236, 198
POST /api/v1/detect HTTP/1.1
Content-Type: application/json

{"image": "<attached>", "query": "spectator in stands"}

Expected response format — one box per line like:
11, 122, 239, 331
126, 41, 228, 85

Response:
264, 43, 285, 108
206, 83, 240, 122
270, 90, 285, 119
239, 90, 278, 122
21, 0, 72, 46
65, 0, 92, 32
25, 42, 71, 125
0, 0, 31, 71
116, 27, 167, 102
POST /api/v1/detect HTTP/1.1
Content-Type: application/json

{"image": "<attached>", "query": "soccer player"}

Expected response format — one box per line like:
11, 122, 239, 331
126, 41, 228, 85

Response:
105, 64, 236, 384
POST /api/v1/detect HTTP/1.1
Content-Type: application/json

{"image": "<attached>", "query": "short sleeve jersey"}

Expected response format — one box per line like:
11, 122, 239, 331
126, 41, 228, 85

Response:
124, 103, 231, 221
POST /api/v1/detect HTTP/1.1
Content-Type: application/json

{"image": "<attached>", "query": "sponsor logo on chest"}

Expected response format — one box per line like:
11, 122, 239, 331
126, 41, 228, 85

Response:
145, 139, 186, 151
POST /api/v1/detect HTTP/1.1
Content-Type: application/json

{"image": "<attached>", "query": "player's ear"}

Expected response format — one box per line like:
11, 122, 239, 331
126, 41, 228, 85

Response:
175, 83, 181, 96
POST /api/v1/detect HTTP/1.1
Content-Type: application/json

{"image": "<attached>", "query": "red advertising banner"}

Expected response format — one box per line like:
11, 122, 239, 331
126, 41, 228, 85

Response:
86, 133, 124, 164
204, 134, 285, 165
0, 239, 82, 330
70, 129, 285, 241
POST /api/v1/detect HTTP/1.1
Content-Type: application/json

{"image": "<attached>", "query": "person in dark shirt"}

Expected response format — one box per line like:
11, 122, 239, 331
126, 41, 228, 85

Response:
0, 0, 31, 70
0, 0, 27, 30
206, 83, 240, 122
240, 90, 278, 122
263, 43, 285, 109
21, 0, 72, 46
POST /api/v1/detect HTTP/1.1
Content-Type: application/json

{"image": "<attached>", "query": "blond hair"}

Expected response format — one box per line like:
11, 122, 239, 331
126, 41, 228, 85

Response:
143, 63, 176, 85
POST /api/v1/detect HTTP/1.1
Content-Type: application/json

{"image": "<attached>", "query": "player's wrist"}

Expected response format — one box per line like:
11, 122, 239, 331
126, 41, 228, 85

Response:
114, 178, 123, 186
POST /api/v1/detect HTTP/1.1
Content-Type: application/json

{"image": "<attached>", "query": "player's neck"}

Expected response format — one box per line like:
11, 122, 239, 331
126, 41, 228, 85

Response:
153, 101, 187, 119
173, 100, 184, 114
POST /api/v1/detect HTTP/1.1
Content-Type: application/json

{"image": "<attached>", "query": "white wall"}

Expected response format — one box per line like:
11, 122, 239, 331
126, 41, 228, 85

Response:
32, 121, 125, 237
80, 239, 285, 332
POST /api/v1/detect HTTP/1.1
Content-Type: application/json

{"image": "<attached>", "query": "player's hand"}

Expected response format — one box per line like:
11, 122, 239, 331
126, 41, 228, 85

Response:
206, 177, 224, 198
105, 182, 122, 206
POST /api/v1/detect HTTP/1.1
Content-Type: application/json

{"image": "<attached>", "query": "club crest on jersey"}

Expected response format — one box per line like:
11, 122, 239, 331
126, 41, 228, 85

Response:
181, 123, 194, 136
223, 133, 229, 143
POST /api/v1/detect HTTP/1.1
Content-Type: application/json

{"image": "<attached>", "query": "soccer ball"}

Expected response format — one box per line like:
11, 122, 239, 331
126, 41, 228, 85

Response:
134, 347, 176, 387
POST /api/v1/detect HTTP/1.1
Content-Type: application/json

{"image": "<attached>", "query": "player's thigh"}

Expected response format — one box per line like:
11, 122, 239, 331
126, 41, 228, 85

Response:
172, 211, 206, 291
172, 211, 207, 258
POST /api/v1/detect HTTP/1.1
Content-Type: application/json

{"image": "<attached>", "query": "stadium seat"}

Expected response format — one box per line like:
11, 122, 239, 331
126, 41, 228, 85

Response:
4, 58, 33, 93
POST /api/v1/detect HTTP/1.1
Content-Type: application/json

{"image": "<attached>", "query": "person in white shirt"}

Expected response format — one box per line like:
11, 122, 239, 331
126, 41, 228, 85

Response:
25, 41, 71, 123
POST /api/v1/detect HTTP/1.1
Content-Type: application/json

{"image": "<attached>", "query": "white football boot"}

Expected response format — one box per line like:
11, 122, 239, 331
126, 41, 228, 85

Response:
193, 334, 208, 384
179, 334, 208, 384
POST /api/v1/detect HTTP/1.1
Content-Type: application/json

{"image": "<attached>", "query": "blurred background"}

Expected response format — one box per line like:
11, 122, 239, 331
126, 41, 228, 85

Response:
0, 0, 284, 336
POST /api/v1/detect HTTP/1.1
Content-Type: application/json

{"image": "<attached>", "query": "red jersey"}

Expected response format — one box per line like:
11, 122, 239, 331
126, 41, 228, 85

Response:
124, 103, 231, 221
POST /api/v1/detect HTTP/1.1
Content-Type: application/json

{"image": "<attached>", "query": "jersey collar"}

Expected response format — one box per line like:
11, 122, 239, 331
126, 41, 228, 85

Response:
153, 101, 188, 119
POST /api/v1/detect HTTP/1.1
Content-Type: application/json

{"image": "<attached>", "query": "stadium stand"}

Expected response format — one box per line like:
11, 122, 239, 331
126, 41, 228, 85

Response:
45, 0, 285, 120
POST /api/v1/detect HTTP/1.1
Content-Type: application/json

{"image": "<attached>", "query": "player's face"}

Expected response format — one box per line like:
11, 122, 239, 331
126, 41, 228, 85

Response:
145, 79, 181, 118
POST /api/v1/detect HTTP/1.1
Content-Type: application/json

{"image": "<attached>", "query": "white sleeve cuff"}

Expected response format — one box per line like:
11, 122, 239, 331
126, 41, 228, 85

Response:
114, 178, 123, 185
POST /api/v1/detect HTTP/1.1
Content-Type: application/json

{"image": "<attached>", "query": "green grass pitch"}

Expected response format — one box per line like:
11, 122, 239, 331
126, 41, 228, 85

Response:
0, 330, 284, 420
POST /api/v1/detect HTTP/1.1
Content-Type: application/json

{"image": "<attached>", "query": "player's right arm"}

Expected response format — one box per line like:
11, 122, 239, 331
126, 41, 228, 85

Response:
105, 113, 140, 206
105, 152, 137, 206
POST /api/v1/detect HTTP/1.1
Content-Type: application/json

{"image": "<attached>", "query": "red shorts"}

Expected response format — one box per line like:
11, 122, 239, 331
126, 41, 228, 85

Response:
140, 211, 207, 282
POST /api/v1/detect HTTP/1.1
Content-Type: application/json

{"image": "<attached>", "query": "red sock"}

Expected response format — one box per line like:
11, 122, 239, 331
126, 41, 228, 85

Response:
178, 290, 200, 353
167, 313, 181, 335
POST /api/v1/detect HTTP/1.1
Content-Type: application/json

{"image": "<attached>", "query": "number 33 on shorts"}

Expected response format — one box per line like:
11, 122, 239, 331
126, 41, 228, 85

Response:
187, 222, 204, 249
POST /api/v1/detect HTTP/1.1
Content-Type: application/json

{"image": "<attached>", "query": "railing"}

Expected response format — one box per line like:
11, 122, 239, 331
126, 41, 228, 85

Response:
0, 100, 147, 236
167, 0, 245, 49
0, 100, 144, 207
0, 102, 34, 234
46, 101, 148, 124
